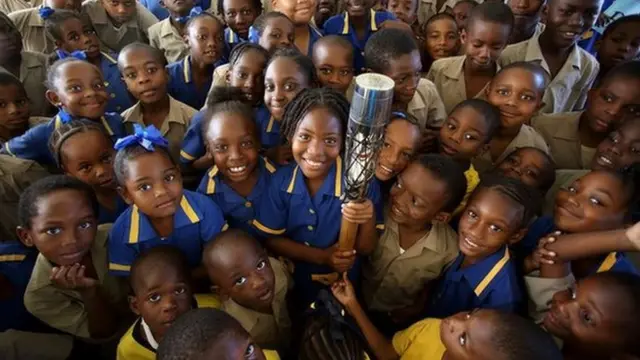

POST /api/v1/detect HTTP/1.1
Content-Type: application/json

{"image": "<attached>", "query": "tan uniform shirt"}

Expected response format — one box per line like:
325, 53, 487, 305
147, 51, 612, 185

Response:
0, 0, 43, 15
531, 111, 594, 170
148, 18, 189, 64
82, 0, 158, 52
15, 51, 49, 116
416, 0, 468, 27
24, 224, 128, 338
472, 124, 549, 173
498, 32, 599, 114
363, 220, 458, 312
121, 96, 196, 163
9, 6, 56, 53
221, 257, 291, 352
206, 63, 230, 101
426, 55, 494, 115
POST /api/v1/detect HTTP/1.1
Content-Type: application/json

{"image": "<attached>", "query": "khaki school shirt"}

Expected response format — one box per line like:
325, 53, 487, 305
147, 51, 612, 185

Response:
206, 63, 230, 101
15, 51, 49, 116
498, 32, 599, 114
0, 155, 48, 241
221, 257, 291, 352
531, 111, 594, 170
121, 96, 196, 163
426, 55, 493, 115
472, 124, 549, 173
542, 169, 588, 215
0, 0, 43, 15
363, 220, 458, 312
9, 6, 56, 53
416, 0, 466, 27
408, 78, 447, 128
24, 224, 128, 339
82, 0, 158, 53
148, 18, 189, 64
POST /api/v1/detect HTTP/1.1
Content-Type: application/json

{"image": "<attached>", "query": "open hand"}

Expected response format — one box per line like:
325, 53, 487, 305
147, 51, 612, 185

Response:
50, 263, 98, 292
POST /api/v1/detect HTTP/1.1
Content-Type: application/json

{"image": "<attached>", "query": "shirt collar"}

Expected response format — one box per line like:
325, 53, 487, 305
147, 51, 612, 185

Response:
161, 18, 180, 38
127, 194, 203, 244
285, 156, 343, 198
100, 51, 117, 64
441, 55, 466, 80
182, 55, 192, 84
453, 246, 511, 298
386, 219, 447, 253
27, 6, 46, 26
122, 96, 189, 134
341, 9, 378, 34
596, 252, 619, 273
204, 156, 277, 195
407, 79, 426, 111
225, 27, 239, 43
526, 32, 583, 73
551, 112, 582, 141
20, 51, 46, 71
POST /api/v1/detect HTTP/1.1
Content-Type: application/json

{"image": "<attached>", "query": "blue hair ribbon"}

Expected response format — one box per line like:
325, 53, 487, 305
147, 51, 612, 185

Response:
55, 49, 88, 61
189, 6, 204, 17
391, 111, 408, 119
175, 15, 190, 24
248, 26, 260, 44
114, 124, 169, 151
57, 109, 74, 124
39, 6, 55, 20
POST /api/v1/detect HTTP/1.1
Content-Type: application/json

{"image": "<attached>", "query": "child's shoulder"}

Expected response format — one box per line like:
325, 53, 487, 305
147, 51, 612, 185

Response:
7, 6, 37, 24
117, 319, 155, 360
322, 12, 347, 32
169, 96, 198, 118
531, 111, 582, 130
515, 124, 550, 152
271, 162, 299, 183
429, 55, 465, 75
81, 0, 109, 22
499, 38, 531, 65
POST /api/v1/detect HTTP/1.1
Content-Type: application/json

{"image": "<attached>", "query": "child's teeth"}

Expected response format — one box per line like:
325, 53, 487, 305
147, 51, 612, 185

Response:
600, 156, 612, 165
229, 166, 246, 173
306, 159, 321, 167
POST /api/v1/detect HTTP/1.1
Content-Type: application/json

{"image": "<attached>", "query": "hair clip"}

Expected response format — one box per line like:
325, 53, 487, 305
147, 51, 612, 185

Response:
39, 6, 55, 20
175, 15, 190, 24
248, 26, 260, 44
114, 124, 169, 151
391, 111, 408, 119
55, 49, 88, 61
57, 109, 73, 124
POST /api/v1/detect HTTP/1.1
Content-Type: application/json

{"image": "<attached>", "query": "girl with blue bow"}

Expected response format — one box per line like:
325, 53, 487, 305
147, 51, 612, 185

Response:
108, 124, 227, 284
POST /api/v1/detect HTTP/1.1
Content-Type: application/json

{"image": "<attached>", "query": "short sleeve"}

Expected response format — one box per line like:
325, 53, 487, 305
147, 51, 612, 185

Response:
392, 318, 444, 358
107, 223, 137, 276
252, 176, 288, 237
198, 195, 227, 243
366, 180, 385, 230
180, 111, 206, 164
424, 81, 447, 127
1, 124, 53, 164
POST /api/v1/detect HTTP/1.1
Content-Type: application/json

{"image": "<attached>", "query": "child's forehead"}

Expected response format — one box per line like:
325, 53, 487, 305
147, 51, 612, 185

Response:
0, 82, 26, 96
189, 17, 223, 32
59, 61, 103, 81
35, 189, 92, 215
224, 0, 255, 8
427, 17, 457, 31
494, 68, 541, 91
121, 48, 163, 67
451, 106, 487, 127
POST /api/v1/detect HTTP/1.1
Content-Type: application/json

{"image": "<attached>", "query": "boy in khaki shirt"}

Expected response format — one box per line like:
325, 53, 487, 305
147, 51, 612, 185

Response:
426, 1, 513, 114
148, 0, 195, 63
0, 0, 43, 15
498, 0, 603, 114
532, 60, 640, 170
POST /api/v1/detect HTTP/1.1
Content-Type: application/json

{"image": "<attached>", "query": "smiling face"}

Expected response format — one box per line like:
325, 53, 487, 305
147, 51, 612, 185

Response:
120, 151, 183, 219
543, 0, 602, 49
19, 189, 97, 266
384, 50, 422, 106
56, 17, 101, 60
290, 106, 343, 181
60, 130, 116, 192
227, 50, 267, 105
185, 16, 224, 66
258, 17, 294, 54
553, 171, 628, 233
120, 48, 170, 105
47, 61, 109, 119
344, 0, 374, 18
312, 42, 353, 94
598, 22, 640, 71
438, 106, 491, 162
0, 83, 29, 136
584, 77, 640, 134
264, 57, 310, 121
462, 20, 511, 71
486, 67, 545, 130
424, 17, 460, 60
496, 148, 553, 190
376, 118, 420, 181
272, 0, 316, 25
223, 0, 260, 39
591, 119, 640, 171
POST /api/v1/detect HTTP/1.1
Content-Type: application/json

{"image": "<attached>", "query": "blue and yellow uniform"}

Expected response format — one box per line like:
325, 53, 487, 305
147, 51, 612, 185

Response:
98, 195, 128, 225
591, 251, 638, 275
108, 190, 227, 276
0, 241, 40, 331
167, 55, 227, 110
180, 109, 207, 165
256, 105, 280, 150
197, 157, 277, 240
305, 23, 324, 56
0, 110, 127, 166
323, 10, 395, 73
139, 0, 212, 20
100, 52, 135, 114
224, 27, 247, 60
252, 157, 383, 305
425, 247, 522, 318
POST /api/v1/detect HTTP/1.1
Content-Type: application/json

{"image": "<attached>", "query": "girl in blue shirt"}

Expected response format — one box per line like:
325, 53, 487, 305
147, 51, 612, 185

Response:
253, 88, 382, 307
49, 119, 127, 224
218, 0, 261, 57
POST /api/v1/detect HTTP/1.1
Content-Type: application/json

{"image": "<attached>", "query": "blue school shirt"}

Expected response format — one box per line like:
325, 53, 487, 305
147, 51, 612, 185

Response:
180, 109, 206, 164
196, 157, 277, 239
591, 251, 638, 275
224, 27, 247, 60
323, 10, 395, 73
426, 247, 522, 318
0, 110, 127, 165
306, 23, 324, 56
108, 190, 227, 276
167, 55, 226, 110
256, 105, 281, 150
0, 242, 39, 331
98, 195, 128, 225
252, 157, 384, 305
139, 0, 212, 20
100, 52, 134, 113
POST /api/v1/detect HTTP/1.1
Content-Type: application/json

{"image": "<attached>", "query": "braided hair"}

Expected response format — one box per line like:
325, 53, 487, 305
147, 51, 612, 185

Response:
48, 118, 111, 168
228, 42, 269, 68
266, 46, 318, 88
280, 88, 349, 145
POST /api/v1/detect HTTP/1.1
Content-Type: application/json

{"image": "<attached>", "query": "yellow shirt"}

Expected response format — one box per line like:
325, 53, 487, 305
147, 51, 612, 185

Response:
392, 318, 446, 360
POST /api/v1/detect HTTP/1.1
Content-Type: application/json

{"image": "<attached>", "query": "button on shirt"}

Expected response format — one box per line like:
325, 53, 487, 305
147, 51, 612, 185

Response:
100, 52, 135, 113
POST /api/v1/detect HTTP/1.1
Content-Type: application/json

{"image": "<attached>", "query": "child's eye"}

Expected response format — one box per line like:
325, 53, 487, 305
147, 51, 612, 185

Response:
463, 133, 475, 140
489, 224, 502, 232
382, 141, 390, 148
284, 82, 298, 92
446, 123, 456, 130
94, 82, 105, 90
395, 181, 403, 189
147, 67, 158, 74
497, 89, 509, 96
580, 309, 593, 325
237, 71, 248, 79
265, 83, 274, 92
320, 67, 332, 75
631, 146, 639, 154
148, 293, 161, 303
588, 197, 601, 206
79, 221, 93, 230
602, 94, 614, 103
139, 184, 152, 191
0, 101, 6, 108
467, 210, 477, 219
298, 134, 310, 141
520, 94, 534, 101
458, 332, 467, 346
235, 276, 247, 286
244, 344, 255, 357
125, 72, 136, 79
568, 286, 576, 300
196, 34, 207, 41
402, 151, 412, 160
325, 137, 337, 145
175, 287, 186, 295
215, 144, 228, 152
165, 174, 176, 182
16, 99, 28, 107
567, 186, 577, 193
241, 140, 254, 148
45, 227, 62, 236
241, 9, 252, 15
256, 260, 266, 270
68, 85, 82, 92
339, 69, 352, 76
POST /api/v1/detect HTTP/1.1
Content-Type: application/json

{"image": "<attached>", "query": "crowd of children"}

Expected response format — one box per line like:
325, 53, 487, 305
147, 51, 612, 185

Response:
1, 0, 640, 359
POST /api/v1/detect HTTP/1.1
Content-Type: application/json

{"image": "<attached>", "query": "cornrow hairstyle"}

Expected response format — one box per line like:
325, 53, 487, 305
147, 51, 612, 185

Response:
364, 28, 418, 74
602, 14, 640, 39
422, 12, 458, 34
184, 11, 223, 33
228, 42, 269, 68
252, 11, 292, 36
489, 310, 563, 360
45, 57, 100, 91
415, 154, 468, 213
43, 9, 83, 42
500, 146, 556, 193
267, 46, 318, 87
471, 174, 541, 228
299, 290, 367, 360
600, 60, 640, 87
217, 0, 262, 17
49, 118, 111, 168
117, 42, 167, 71
129, 245, 191, 296
113, 144, 176, 186
0, 72, 28, 98
449, 99, 501, 143
497, 61, 551, 93
18, 175, 99, 229
280, 88, 349, 144
466, 0, 514, 31
202, 86, 257, 138
156, 308, 248, 360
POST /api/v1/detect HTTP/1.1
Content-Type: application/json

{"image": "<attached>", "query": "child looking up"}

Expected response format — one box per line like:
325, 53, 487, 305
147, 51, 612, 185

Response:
499, 0, 603, 114
323, 0, 395, 73
49, 119, 127, 224
248, 12, 295, 54
19, 175, 129, 340
108, 125, 227, 277
253, 88, 383, 307
0, 13, 49, 117
473, 61, 550, 173
427, 1, 514, 114
375, 112, 421, 184
117, 246, 221, 359
203, 229, 291, 353
495, 147, 556, 196
119, 43, 197, 164
218, 0, 262, 57
197, 87, 276, 239
532, 60, 640, 170
272, 0, 322, 56
167, 11, 225, 110
81, 0, 159, 52
148, 0, 195, 63
594, 15, 640, 86
312, 35, 354, 95
1, 58, 127, 166
421, 13, 460, 72
0, 73, 44, 145
506, 0, 545, 44
44, 9, 134, 113
364, 154, 467, 329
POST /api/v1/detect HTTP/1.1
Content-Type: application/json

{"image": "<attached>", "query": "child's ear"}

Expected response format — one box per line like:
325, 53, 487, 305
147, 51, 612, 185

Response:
434, 212, 452, 224
16, 226, 34, 248
45, 90, 61, 108
540, 4, 549, 23
460, 29, 467, 45
225, 70, 231, 85
118, 186, 134, 205
270, 0, 279, 11
128, 295, 141, 316
508, 228, 528, 245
